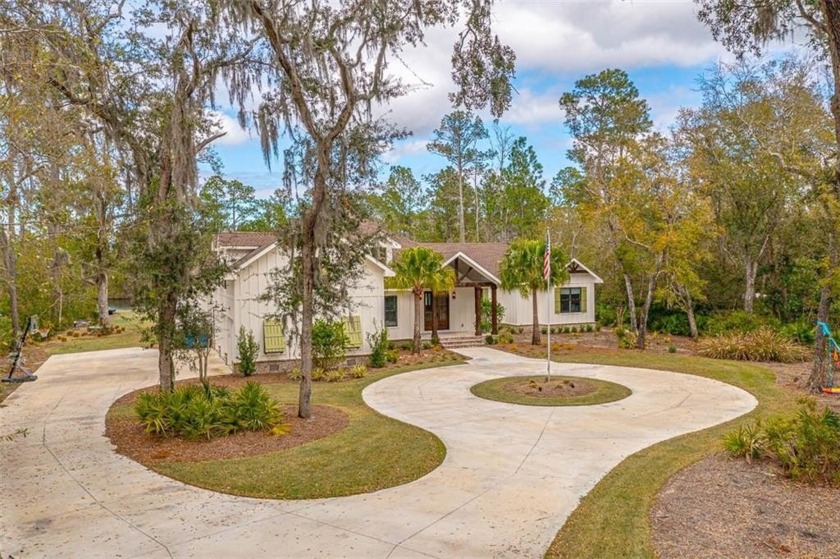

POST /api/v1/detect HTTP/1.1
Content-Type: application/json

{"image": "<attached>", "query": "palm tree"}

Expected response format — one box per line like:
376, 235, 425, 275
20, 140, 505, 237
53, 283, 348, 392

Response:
388, 247, 455, 353
499, 239, 568, 345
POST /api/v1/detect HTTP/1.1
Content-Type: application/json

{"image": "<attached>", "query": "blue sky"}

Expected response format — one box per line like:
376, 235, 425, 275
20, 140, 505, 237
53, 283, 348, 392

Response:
206, 1, 796, 199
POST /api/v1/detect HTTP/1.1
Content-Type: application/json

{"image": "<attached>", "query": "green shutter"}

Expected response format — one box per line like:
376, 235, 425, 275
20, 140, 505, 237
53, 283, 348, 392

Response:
263, 319, 285, 353
554, 288, 561, 314
344, 315, 363, 348
580, 287, 587, 313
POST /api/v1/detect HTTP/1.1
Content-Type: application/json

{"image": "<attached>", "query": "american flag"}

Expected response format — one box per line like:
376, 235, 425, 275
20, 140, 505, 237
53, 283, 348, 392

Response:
543, 231, 551, 285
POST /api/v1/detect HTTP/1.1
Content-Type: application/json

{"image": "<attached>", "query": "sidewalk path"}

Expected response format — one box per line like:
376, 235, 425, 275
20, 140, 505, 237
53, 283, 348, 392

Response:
1, 346, 756, 558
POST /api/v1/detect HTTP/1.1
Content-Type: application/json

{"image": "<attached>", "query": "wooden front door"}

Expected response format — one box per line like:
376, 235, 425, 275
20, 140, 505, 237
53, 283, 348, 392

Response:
423, 292, 450, 331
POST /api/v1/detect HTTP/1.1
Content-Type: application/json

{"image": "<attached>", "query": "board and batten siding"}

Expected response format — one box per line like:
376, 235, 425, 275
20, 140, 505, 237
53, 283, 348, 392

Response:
211, 247, 387, 365
498, 272, 599, 327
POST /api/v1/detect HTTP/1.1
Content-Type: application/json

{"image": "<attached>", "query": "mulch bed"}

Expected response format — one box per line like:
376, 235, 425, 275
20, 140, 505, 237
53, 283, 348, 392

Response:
652, 453, 840, 559
505, 377, 597, 398
107, 382, 349, 464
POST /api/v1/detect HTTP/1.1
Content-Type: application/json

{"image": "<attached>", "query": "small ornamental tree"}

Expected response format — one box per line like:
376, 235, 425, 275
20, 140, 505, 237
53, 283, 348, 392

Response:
236, 326, 259, 377
311, 319, 350, 371
172, 300, 216, 386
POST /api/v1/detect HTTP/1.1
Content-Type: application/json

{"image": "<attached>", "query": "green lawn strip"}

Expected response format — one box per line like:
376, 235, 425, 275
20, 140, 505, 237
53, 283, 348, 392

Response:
535, 350, 794, 559
471, 375, 630, 406
145, 360, 458, 499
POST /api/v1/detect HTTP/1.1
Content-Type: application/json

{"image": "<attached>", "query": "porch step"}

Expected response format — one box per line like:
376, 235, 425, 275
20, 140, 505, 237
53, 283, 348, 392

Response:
440, 335, 486, 349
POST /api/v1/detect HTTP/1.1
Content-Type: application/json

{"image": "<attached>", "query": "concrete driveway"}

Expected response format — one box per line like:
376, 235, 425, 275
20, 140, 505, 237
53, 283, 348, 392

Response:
1, 347, 756, 558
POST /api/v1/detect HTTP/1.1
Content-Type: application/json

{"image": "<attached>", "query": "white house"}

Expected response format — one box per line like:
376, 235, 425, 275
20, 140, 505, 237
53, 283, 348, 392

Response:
208, 231, 602, 370
384, 238, 603, 342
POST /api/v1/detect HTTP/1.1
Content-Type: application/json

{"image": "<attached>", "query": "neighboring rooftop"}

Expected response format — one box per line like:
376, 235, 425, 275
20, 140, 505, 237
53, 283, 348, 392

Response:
214, 231, 277, 248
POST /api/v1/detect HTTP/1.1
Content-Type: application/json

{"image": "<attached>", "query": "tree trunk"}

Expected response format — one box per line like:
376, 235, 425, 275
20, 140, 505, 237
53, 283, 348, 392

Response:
413, 289, 422, 353
685, 290, 699, 340
635, 267, 658, 350
623, 274, 638, 333
744, 255, 758, 313
431, 291, 440, 341
97, 272, 110, 329
158, 293, 177, 392
298, 226, 315, 418
457, 173, 466, 243
0, 190, 20, 337
812, 1, 840, 389
473, 170, 480, 242
808, 232, 836, 392
531, 288, 541, 345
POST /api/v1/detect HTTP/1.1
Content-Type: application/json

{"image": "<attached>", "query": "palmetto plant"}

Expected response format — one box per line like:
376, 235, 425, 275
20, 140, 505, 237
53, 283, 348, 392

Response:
499, 239, 567, 345
388, 247, 455, 353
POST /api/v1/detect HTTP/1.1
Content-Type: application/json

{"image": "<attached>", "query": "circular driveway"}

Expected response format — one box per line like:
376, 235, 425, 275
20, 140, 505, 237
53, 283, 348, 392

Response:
0, 347, 756, 558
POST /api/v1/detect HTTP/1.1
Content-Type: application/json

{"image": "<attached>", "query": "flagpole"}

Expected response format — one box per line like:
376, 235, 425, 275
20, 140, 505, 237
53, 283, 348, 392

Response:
545, 227, 551, 381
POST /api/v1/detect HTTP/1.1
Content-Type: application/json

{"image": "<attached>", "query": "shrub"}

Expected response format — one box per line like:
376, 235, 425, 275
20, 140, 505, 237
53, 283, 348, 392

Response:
540, 326, 548, 334
287, 366, 301, 381
697, 327, 809, 363
386, 349, 399, 363
704, 310, 777, 336
497, 332, 514, 344
724, 400, 840, 486
766, 400, 840, 485
311, 368, 326, 381
326, 369, 344, 382
485, 334, 497, 345
236, 327, 259, 377
312, 319, 349, 371
223, 381, 283, 432
399, 341, 413, 351
135, 382, 283, 440
615, 327, 636, 349
366, 326, 388, 369
667, 344, 677, 354
430, 335, 440, 347
723, 420, 765, 463
480, 298, 506, 333
349, 365, 367, 379
422, 341, 432, 350
780, 320, 816, 346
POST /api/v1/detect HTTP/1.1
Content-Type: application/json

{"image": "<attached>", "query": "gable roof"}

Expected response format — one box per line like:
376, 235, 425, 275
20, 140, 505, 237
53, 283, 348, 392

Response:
400, 242, 509, 281
392, 238, 604, 287
213, 230, 396, 276
567, 258, 604, 284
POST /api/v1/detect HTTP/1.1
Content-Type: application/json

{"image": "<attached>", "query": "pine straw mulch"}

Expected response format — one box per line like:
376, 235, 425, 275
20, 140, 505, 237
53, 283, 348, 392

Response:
652, 360, 840, 559
506, 377, 597, 398
106, 377, 349, 464
652, 453, 840, 559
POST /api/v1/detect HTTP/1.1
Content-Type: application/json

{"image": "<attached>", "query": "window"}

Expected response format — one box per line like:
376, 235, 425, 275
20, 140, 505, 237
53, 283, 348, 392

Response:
384, 296, 398, 327
554, 287, 587, 314
263, 319, 286, 353
343, 315, 363, 348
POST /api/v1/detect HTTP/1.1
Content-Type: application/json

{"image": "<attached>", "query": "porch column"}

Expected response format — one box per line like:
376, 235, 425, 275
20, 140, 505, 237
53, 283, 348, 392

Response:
491, 284, 498, 335
474, 287, 482, 336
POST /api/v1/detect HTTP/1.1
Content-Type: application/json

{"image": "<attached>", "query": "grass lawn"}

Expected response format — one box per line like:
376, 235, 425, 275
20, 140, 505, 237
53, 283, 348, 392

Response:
514, 349, 795, 559
45, 312, 146, 355
118, 361, 455, 499
471, 375, 630, 406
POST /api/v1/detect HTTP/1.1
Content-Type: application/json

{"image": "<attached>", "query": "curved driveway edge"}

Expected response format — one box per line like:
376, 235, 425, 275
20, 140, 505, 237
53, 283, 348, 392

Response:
1, 346, 756, 558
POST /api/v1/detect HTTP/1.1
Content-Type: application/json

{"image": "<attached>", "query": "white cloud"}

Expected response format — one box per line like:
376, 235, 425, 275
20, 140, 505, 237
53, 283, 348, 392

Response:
494, 1, 724, 72
207, 110, 252, 146
383, 139, 430, 163
373, 1, 727, 137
